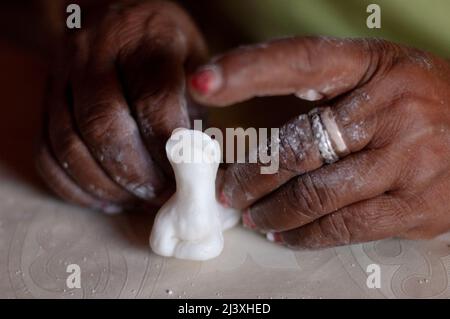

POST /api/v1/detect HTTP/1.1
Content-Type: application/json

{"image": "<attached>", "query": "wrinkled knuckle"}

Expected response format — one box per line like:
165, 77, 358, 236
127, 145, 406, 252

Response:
278, 114, 315, 172
359, 39, 401, 80
396, 193, 427, 225
103, 1, 185, 53
229, 166, 253, 200
366, 38, 399, 55
384, 196, 413, 225
55, 134, 82, 163
78, 106, 123, 143
120, 1, 185, 46
134, 88, 165, 111
367, 38, 402, 64
135, 96, 181, 138
322, 213, 353, 245
293, 174, 334, 217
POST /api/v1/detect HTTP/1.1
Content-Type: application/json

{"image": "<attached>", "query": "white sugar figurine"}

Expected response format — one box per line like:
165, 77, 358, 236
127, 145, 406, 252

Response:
150, 128, 240, 261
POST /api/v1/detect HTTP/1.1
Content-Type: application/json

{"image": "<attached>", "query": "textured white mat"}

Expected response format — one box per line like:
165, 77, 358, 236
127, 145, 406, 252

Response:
1, 167, 449, 299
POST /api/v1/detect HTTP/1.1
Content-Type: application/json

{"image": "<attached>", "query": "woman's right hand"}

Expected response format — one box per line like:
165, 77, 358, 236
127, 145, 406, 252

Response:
189, 36, 450, 248
36, 0, 207, 213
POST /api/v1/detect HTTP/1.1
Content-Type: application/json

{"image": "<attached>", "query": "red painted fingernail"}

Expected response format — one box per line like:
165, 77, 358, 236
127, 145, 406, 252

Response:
242, 209, 257, 230
189, 66, 221, 95
266, 232, 284, 244
218, 190, 231, 208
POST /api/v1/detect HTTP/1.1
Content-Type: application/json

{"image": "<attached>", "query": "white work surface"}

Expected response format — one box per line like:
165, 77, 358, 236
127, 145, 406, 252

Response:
1, 165, 450, 299
1, 41, 450, 299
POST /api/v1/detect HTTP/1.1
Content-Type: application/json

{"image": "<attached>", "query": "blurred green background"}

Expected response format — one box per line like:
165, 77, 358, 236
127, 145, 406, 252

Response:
217, 0, 450, 57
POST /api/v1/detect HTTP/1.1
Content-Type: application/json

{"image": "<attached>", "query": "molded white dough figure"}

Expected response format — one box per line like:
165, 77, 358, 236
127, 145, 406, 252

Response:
150, 129, 240, 261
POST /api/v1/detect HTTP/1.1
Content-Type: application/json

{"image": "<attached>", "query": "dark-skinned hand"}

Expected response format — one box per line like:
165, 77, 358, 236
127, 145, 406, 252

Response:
36, 1, 207, 213
189, 37, 450, 249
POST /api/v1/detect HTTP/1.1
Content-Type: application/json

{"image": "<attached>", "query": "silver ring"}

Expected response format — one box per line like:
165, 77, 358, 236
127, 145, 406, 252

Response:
309, 107, 350, 164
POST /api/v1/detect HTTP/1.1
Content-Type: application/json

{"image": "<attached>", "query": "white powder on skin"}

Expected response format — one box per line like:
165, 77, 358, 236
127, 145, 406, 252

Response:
295, 89, 324, 101
149, 129, 240, 261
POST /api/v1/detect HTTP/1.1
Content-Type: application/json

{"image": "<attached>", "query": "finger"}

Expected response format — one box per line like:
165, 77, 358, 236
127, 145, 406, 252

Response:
219, 113, 322, 209
48, 87, 136, 205
118, 13, 207, 176
36, 141, 122, 214
244, 148, 401, 232
219, 78, 404, 210
72, 53, 165, 200
189, 37, 396, 106
118, 49, 191, 177
219, 91, 385, 209
275, 194, 417, 249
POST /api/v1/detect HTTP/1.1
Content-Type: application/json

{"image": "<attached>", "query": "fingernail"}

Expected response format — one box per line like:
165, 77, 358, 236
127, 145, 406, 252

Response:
242, 209, 257, 230
133, 184, 155, 200
101, 204, 123, 215
295, 89, 324, 102
266, 232, 284, 244
189, 65, 222, 96
218, 190, 231, 208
